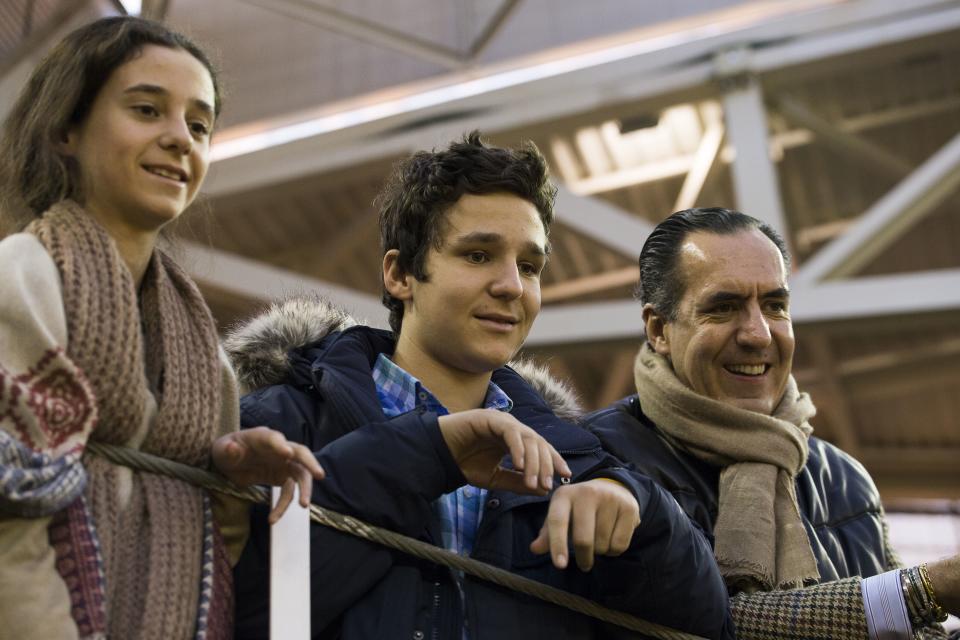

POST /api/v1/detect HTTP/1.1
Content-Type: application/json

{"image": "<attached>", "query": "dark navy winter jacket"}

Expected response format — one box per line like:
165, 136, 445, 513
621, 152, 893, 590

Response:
233, 326, 735, 640
584, 394, 892, 585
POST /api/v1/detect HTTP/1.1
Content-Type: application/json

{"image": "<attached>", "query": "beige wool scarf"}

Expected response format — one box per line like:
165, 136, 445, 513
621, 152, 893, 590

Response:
28, 201, 225, 638
633, 342, 820, 592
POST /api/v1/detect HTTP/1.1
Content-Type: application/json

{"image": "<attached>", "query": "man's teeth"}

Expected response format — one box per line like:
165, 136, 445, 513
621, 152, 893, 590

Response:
726, 364, 766, 376
148, 167, 182, 181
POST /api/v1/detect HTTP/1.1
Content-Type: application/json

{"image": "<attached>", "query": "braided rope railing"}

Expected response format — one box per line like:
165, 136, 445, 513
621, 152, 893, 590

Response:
86, 441, 705, 640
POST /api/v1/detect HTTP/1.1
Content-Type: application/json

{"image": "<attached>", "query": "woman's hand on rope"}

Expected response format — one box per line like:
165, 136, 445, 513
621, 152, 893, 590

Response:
212, 427, 325, 523
530, 478, 641, 571
438, 409, 571, 495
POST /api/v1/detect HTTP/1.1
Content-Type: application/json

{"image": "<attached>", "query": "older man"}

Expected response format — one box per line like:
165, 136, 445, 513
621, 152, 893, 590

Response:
584, 207, 959, 640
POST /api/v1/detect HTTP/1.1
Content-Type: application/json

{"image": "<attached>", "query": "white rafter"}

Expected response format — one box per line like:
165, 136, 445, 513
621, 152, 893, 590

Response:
527, 270, 960, 346
719, 60, 788, 240
204, 0, 960, 200
180, 241, 389, 328
794, 130, 960, 285
553, 184, 652, 260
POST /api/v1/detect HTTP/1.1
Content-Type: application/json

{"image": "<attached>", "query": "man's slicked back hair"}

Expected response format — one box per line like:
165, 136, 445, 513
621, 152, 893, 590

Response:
637, 207, 791, 320
377, 130, 556, 334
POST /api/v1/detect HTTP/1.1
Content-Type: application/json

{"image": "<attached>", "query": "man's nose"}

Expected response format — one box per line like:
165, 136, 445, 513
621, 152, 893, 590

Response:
737, 303, 772, 349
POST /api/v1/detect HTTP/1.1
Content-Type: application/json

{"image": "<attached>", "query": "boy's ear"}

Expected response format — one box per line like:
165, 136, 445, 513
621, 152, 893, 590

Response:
382, 250, 413, 301
642, 303, 671, 356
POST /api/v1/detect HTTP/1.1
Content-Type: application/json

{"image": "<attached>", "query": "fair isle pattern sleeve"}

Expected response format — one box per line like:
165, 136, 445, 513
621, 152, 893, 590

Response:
0, 233, 94, 639
730, 577, 870, 640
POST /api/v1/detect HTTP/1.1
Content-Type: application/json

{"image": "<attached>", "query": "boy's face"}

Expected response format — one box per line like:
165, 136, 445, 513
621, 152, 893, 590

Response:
388, 192, 548, 376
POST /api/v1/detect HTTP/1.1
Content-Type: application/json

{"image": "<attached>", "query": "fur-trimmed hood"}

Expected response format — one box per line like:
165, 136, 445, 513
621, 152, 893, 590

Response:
223, 296, 583, 421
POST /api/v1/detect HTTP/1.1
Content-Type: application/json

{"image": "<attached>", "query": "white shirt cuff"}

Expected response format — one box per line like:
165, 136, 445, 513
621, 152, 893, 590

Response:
862, 569, 913, 640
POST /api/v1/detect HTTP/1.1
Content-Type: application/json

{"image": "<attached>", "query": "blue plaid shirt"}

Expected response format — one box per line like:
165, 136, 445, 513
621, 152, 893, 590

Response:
372, 353, 513, 560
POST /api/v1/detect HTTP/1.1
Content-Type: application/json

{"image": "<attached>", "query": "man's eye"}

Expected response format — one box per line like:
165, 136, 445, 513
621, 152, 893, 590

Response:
766, 301, 789, 313
713, 303, 735, 313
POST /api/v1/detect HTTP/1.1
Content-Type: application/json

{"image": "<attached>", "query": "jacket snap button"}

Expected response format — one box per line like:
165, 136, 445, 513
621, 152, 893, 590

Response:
413, 631, 425, 640
486, 497, 501, 509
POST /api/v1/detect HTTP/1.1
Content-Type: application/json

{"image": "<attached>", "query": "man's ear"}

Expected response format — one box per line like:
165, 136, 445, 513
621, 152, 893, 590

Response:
642, 303, 671, 356
382, 249, 413, 301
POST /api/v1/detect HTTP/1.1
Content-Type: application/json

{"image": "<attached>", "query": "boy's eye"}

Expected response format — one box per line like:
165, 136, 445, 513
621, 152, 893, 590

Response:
519, 262, 541, 276
466, 251, 488, 264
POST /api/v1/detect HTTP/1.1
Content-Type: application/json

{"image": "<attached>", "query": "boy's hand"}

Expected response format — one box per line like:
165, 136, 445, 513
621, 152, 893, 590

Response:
438, 409, 571, 495
530, 478, 641, 571
212, 427, 325, 523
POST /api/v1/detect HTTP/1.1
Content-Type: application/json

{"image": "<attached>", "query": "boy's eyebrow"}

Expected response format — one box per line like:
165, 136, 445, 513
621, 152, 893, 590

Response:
452, 231, 549, 256
123, 83, 214, 117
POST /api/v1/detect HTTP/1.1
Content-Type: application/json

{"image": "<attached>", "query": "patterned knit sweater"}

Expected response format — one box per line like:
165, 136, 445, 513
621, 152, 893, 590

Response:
0, 233, 247, 639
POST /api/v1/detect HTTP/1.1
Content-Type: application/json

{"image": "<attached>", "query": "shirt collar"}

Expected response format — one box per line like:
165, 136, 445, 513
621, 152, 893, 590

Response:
372, 352, 513, 418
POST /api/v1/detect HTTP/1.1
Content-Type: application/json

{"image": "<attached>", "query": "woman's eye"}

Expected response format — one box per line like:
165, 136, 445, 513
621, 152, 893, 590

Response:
134, 104, 159, 117
190, 122, 210, 137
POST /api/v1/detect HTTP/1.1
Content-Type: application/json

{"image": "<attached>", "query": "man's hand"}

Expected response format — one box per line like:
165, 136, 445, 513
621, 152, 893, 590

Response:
530, 478, 641, 571
212, 427, 325, 524
925, 553, 960, 615
438, 409, 571, 495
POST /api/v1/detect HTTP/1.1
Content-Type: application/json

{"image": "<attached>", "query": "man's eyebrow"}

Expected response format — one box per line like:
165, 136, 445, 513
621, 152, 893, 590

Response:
452, 231, 548, 256
123, 84, 214, 117
703, 291, 745, 306
763, 287, 791, 299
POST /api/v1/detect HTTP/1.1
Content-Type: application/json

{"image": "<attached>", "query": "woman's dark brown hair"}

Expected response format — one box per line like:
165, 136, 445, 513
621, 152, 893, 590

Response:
0, 16, 221, 234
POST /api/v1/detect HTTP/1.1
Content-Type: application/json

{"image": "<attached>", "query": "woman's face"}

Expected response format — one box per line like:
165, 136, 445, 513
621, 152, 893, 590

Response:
62, 44, 216, 234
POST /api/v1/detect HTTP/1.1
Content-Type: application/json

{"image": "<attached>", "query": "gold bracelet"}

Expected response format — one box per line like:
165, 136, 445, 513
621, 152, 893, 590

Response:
917, 563, 948, 624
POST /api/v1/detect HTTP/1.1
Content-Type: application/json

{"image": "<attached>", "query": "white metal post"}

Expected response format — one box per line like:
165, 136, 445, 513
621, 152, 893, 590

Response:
717, 48, 789, 241
270, 486, 311, 640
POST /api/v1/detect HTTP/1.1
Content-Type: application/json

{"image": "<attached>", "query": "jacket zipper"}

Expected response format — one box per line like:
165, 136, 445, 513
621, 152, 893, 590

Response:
431, 580, 441, 640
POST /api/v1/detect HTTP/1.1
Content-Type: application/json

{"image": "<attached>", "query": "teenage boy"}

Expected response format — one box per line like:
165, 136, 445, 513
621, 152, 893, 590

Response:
228, 133, 733, 640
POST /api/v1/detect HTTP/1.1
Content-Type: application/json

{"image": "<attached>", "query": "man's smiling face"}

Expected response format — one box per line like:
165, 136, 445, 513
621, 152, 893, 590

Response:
649, 228, 794, 415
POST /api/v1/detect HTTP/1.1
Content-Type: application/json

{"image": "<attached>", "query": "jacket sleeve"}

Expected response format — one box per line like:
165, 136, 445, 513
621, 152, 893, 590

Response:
587, 462, 735, 640
0, 234, 85, 640
234, 396, 466, 638
731, 508, 953, 640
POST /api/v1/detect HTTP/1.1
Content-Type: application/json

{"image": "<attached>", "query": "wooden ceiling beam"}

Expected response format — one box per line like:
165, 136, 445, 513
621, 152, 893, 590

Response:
673, 121, 725, 212
595, 350, 637, 408
806, 332, 861, 456
238, 0, 465, 69
541, 266, 638, 304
